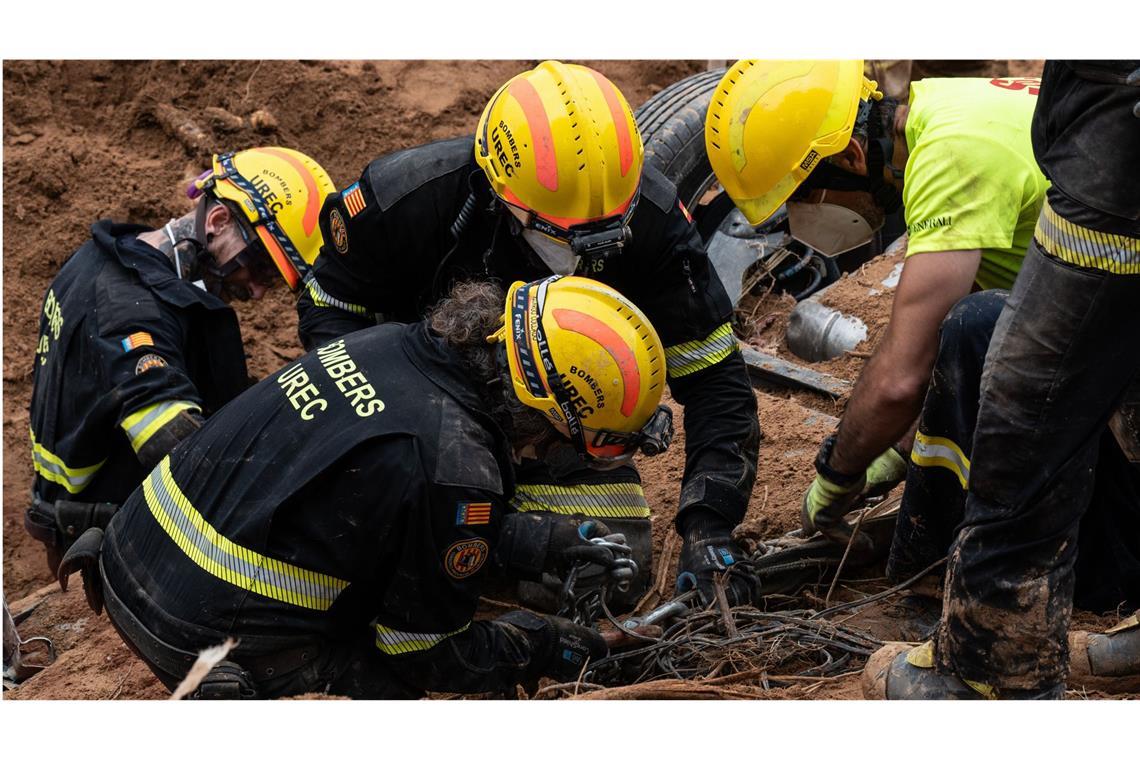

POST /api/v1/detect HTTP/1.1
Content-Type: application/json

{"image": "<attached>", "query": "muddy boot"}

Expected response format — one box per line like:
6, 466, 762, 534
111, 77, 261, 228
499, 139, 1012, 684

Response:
1067, 615, 1140, 694
862, 641, 1065, 700
893, 594, 941, 642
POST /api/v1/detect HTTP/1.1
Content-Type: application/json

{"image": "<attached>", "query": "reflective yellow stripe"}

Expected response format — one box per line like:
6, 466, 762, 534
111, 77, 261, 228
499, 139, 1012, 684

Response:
143, 456, 349, 611
28, 428, 105, 494
1035, 197, 1140, 274
374, 622, 470, 655
303, 272, 369, 315
120, 400, 201, 453
664, 323, 738, 378
910, 430, 971, 489
511, 481, 650, 519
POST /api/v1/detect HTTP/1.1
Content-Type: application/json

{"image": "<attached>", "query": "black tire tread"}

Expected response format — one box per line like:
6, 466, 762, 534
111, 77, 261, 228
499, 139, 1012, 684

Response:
635, 68, 727, 209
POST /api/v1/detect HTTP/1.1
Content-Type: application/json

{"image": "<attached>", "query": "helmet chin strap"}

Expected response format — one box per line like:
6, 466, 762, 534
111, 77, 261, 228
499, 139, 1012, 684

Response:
163, 200, 230, 295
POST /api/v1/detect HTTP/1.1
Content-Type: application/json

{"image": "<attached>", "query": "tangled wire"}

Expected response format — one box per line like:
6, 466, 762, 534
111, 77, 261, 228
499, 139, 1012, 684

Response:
537, 554, 945, 699
586, 604, 881, 689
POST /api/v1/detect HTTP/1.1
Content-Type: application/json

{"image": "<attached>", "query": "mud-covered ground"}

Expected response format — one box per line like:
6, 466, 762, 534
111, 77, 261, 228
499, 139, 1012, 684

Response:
4, 59, 1129, 701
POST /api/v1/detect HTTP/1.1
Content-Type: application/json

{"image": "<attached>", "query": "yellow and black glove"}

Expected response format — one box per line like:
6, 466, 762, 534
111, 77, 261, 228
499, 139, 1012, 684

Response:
863, 445, 908, 499
801, 434, 868, 546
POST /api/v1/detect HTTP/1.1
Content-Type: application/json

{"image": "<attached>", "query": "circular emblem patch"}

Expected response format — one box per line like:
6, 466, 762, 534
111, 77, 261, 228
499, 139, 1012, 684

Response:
444, 539, 489, 580
329, 207, 349, 254
135, 353, 168, 375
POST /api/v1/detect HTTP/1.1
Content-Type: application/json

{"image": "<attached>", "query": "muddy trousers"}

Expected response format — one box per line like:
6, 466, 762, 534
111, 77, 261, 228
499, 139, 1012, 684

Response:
929, 241, 1140, 692
887, 289, 1140, 613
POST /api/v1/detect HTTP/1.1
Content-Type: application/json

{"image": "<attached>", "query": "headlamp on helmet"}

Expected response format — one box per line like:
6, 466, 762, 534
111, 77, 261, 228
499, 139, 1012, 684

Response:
475, 61, 644, 272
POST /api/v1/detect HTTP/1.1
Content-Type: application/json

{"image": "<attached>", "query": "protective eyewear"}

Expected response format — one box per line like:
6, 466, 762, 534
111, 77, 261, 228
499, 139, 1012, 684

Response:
209, 216, 280, 288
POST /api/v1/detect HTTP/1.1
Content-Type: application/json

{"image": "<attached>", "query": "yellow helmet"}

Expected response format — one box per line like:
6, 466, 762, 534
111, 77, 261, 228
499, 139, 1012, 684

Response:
705, 60, 883, 225
475, 61, 643, 237
489, 275, 672, 465
191, 147, 336, 290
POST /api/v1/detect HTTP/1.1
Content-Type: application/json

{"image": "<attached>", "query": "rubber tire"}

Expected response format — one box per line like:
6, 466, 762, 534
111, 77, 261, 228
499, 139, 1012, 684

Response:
635, 67, 727, 213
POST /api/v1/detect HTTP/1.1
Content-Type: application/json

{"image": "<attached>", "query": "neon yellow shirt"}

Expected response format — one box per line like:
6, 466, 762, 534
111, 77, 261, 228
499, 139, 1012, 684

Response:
902, 77, 1050, 291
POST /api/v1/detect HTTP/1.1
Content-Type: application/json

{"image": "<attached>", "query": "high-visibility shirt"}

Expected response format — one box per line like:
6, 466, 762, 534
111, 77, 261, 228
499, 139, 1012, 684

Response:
902, 77, 1051, 291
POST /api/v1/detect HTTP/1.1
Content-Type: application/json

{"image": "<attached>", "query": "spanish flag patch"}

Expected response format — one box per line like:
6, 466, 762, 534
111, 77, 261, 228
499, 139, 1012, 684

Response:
342, 182, 367, 218
456, 501, 492, 526
121, 332, 155, 351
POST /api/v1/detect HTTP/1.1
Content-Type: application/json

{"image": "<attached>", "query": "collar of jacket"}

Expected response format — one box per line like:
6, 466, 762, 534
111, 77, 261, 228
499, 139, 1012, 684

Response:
401, 320, 514, 458
89, 219, 232, 312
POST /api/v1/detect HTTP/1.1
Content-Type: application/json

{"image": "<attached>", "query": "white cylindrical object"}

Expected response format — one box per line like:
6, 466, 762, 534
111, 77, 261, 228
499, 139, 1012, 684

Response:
786, 300, 868, 363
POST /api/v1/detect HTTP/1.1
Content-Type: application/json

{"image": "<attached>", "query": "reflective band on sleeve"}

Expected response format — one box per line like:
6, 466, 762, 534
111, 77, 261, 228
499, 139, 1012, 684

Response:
1035, 198, 1140, 274
302, 272, 370, 315
143, 456, 349, 611
374, 622, 471, 655
664, 323, 738, 378
511, 481, 650, 519
120, 400, 202, 453
29, 428, 105, 495
911, 430, 971, 489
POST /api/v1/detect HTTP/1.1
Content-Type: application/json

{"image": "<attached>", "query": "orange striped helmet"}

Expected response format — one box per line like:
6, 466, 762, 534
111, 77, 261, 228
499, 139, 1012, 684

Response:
475, 62, 643, 241
488, 276, 672, 466
192, 147, 336, 290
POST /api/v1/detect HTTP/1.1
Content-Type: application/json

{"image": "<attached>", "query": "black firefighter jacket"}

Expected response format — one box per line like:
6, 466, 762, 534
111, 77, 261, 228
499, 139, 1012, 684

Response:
29, 220, 249, 506
296, 136, 760, 526
102, 322, 579, 695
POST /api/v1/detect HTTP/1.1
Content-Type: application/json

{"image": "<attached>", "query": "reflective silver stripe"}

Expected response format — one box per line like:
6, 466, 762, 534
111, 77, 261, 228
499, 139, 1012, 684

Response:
29, 428, 104, 494
1035, 197, 1140, 274
511, 482, 650, 519
303, 272, 370, 315
374, 623, 470, 655
144, 458, 348, 610
31, 448, 102, 492
664, 323, 738, 378
911, 431, 971, 489
121, 400, 200, 452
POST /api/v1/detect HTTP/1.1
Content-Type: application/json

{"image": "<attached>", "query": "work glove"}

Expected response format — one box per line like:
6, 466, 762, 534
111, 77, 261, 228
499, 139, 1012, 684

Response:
495, 512, 636, 588
675, 511, 760, 607
863, 446, 908, 499
801, 434, 869, 548
498, 609, 608, 683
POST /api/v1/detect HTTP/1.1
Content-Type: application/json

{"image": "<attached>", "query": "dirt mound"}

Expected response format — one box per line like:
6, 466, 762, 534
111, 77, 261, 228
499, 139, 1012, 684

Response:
7, 59, 1125, 702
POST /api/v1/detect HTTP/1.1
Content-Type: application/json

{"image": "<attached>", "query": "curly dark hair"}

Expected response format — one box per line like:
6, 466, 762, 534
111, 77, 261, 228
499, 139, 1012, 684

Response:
427, 280, 557, 448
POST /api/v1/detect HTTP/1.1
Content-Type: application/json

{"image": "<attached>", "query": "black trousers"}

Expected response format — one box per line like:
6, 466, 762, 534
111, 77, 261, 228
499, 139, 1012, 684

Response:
933, 243, 1140, 691
100, 554, 419, 700
887, 289, 1140, 615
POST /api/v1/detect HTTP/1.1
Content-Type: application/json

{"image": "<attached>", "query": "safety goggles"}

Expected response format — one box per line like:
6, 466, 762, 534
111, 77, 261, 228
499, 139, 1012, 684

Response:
208, 215, 280, 289
513, 276, 673, 467
207, 153, 308, 288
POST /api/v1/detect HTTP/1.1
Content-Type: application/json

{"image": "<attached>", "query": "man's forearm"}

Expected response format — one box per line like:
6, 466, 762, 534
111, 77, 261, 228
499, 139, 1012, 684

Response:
828, 346, 925, 476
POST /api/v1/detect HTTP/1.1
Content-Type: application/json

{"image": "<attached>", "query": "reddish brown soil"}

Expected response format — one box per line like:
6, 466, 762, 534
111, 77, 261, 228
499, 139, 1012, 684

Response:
2, 58, 703, 599
6, 59, 1124, 702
